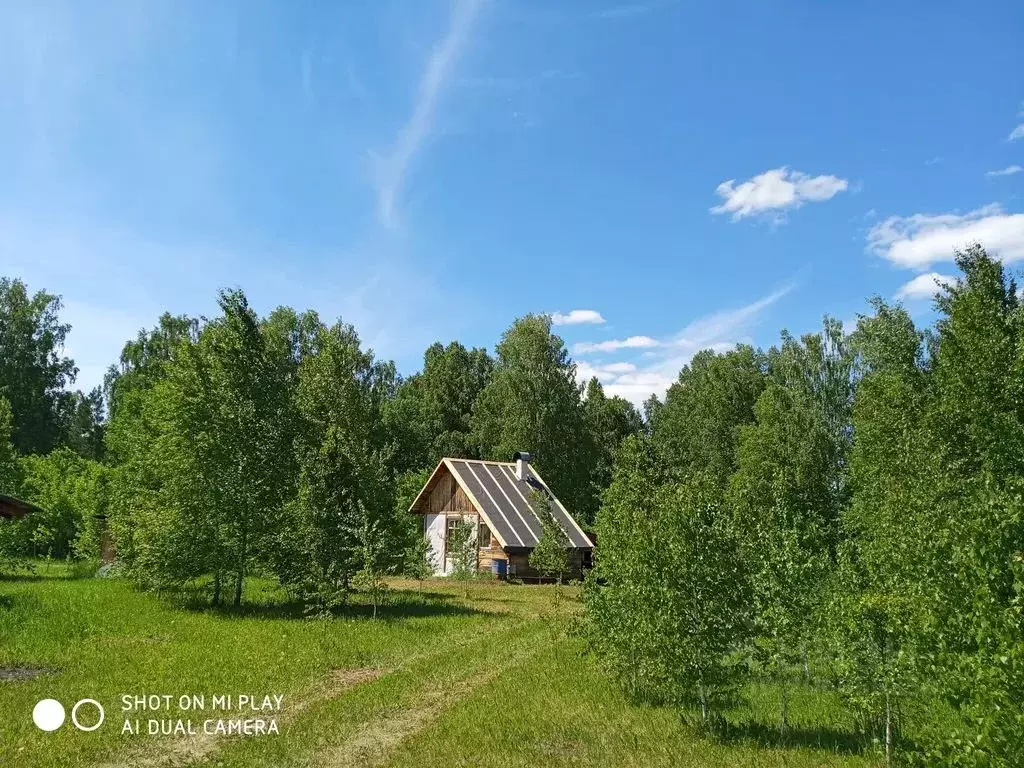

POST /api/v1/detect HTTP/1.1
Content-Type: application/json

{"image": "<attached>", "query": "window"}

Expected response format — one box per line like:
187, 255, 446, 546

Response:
477, 522, 491, 549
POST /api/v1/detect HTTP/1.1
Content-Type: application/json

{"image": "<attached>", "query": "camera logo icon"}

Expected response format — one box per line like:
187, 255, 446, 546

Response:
33, 698, 105, 732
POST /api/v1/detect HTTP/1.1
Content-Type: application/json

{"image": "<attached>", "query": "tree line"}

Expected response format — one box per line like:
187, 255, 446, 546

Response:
0, 282, 640, 608
2, 246, 1020, 764
584, 245, 1022, 766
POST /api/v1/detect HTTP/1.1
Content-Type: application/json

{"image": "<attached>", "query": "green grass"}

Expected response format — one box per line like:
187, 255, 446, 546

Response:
1, 569, 878, 768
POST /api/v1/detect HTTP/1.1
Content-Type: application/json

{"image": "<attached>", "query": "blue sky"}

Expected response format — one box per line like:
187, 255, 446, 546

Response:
1, 0, 1023, 405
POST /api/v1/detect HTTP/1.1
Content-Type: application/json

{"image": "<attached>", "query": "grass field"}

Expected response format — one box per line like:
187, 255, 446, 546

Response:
1, 567, 879, 768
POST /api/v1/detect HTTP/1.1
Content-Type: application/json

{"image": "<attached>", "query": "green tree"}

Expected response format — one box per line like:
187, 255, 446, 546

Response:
57, 387, 106, 460
583, 377, 643, 503
528, 489, 570, 585
922, 246, 1024, 766
728, 319, 852, 732
586, 436, 751, 727
472, 314, 595, 522
447, 518, 477, 579
0, 278, 77, 454
384, 342, 492, 473
0, 397, 21, 495
653, 345, 767, 488
274, 320, 399, 611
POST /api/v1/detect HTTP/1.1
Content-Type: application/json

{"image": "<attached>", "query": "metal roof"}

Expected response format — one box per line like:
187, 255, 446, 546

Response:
412, 458, 593, 550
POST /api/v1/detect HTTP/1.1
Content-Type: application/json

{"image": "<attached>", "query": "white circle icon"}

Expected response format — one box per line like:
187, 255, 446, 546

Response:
71, 699, 105, 732
33, 699, 66, 731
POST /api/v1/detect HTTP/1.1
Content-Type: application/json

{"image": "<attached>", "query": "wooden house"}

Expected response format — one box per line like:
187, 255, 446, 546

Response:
0, 494, 42, 520
408, 452, 594, 580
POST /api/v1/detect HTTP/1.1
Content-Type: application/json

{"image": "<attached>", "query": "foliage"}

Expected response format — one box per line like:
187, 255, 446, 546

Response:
352, 517, 392, 619
653, 345, 767, 488
0, 448, 109, 563
0, 277, 78, 454
728, 319, 852, 732
472, 314, 596, 522
586, 436, 751, 727
276, 319, 400, 611
583, 377, 644, 506
447, 519, 477, 579
384, 341, 492, 473
528, 488, 571, 584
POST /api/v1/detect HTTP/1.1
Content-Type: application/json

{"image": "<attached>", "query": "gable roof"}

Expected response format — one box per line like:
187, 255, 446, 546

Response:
0, 494, 44, 520
409, 458, 593, 550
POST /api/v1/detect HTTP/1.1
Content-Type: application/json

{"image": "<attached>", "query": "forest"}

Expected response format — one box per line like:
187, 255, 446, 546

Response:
0, 244, 1021, 766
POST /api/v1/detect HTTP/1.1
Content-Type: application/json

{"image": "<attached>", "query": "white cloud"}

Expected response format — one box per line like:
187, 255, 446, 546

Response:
986, 165, 1023, 178
1009, 124, 1024, 141
867, 204, 1024, 268
571, 284, 793, 407
572, 335, 660, 354
710, 167, 848, 221
372, 0, 484, 228
894, 272, 955, 301
550, 309, 605, 325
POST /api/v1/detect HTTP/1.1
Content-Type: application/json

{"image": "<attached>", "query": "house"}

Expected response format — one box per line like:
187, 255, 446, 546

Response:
0, 494, 42, 520
408, 452, 594, 579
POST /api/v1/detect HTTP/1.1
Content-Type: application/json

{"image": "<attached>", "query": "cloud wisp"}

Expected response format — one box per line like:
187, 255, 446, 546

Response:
572, 284, 793, 406
711, 167, 848, 222
894, 272, 955, 301
372, 0, 484, 229
551, 309, 605, 326
867, 204, 1024, 268
573, 336, 660, 354
985, 165, 1023, 178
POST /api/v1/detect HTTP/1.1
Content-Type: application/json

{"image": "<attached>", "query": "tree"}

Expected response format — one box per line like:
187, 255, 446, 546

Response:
274, 319, 400, 612
103, 312, 200, 423
108, 291, 297, 606
586, 436, 751, 728
447, 518, 477, 579
728, 319, 852, 733
384, 342, 492, 474
0, 278, 77, 454
653, 345, 766, 488
921, 246, 1024, 766
57, 387, 106, 460
395, 469, 435, 579
583, 377, 643, 504
528, 489, 570, 585
353, 515, 392, 619
0, 397, 21, 494
471, 315, 596, 522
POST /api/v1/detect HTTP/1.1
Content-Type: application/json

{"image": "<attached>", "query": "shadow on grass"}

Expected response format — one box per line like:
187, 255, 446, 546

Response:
173, 590, 490, 622
717, 719, 868, 755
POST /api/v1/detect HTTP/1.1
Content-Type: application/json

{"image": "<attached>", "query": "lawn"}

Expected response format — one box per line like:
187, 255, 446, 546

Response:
0, 568, 878, 768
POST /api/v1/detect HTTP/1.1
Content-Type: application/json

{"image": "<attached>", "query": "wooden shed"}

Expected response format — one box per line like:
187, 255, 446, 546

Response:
0, 494, 43, 520
408, 453, 593, 580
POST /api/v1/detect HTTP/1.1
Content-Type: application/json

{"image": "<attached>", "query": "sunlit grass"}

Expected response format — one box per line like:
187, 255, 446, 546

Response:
1, 570, 877, 768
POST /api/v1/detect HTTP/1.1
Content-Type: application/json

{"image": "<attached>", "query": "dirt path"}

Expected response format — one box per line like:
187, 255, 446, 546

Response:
94, 618, 507, 768
312, 642, 543, 768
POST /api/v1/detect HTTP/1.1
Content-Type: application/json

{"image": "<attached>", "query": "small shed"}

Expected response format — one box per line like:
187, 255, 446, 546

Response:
408, 452, 593, 579
0, 494, 43, 520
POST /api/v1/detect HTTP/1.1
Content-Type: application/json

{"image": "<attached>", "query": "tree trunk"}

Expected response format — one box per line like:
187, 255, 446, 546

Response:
212, 572, 222, 606
233, 568, 243, 607
885, 687, 892, 766
698, 683, 709, 729
802, 646, 810, 682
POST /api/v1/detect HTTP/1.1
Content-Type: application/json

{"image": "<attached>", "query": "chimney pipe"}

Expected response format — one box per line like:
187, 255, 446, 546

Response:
514, 451, 532, 481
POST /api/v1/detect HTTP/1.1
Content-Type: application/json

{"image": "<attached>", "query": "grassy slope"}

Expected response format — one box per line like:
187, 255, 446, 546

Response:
0, 571, 876, 768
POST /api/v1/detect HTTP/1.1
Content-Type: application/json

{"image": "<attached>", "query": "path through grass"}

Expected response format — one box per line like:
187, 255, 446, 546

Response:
0, 571, 877, 768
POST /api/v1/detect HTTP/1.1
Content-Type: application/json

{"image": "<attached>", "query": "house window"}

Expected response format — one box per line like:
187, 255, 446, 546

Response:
478, 522, 491, 549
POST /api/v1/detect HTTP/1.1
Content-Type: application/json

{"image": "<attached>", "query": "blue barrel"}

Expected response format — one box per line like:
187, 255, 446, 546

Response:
491, 559, 508, 578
